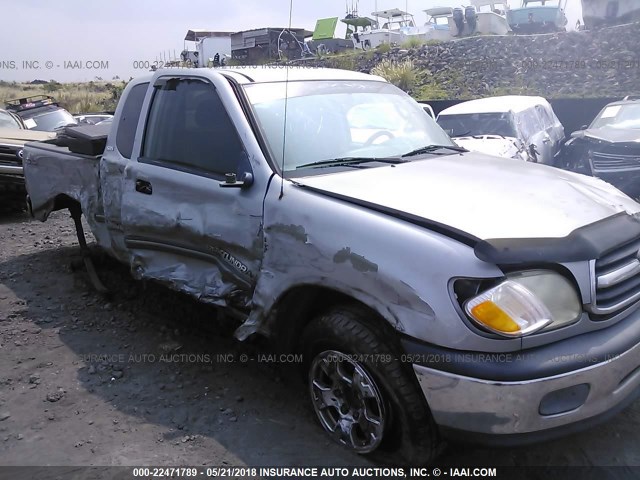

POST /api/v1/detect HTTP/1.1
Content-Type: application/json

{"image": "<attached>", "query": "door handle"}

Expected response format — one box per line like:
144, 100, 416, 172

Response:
135, 179, 153, 195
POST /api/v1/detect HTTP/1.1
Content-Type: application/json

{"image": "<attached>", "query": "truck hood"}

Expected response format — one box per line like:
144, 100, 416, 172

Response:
453, 136, 522, 159
296, 153, 640, 241
0, 127, 55, 145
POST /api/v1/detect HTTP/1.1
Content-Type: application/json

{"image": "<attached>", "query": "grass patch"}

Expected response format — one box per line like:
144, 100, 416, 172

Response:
370, 58, 418, 93
401, 37, 425, 49
0, 81, 127, 113
376, 43, 392, 54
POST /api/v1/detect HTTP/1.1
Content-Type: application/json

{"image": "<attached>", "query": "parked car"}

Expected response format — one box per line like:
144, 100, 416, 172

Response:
73, 113, 114, 125
560, 96, 640, 199
0, 119, 55, 211
23, 67, 640, 464
437, 96, 565, 165
0, 108, 27, 129
5, 95, 77, 132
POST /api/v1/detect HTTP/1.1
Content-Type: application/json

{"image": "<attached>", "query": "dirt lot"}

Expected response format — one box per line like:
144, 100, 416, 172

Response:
1, 210, 640, 469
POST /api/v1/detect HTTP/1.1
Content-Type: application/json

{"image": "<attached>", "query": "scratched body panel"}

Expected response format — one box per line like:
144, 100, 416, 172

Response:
237, 181, 512, 352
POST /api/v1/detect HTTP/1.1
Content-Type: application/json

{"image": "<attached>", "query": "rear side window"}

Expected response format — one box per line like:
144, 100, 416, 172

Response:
116, 83, 148, 158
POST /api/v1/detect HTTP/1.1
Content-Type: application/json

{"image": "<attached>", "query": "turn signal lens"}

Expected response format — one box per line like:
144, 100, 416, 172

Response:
465, 281, 552, 337
470, 301, 520, 333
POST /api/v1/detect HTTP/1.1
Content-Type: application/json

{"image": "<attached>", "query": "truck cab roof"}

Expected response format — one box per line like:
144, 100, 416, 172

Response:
138, 66, 386, 85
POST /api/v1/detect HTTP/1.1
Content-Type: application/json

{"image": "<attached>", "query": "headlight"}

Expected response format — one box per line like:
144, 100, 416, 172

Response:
463, 270, 582, 338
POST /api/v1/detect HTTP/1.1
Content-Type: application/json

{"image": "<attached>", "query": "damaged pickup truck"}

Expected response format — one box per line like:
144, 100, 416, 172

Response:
23, 67, 640, 464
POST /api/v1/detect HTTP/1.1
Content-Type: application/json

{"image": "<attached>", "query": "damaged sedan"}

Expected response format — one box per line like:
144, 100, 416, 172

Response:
22, 67, 640, 464
560, 96, 640, 199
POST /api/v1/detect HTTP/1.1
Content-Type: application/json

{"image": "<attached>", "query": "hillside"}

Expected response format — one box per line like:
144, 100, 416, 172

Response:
314, 22, 640, 100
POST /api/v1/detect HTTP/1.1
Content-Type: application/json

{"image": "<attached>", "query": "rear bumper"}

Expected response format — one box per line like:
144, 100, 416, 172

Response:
407, 308, 640, 443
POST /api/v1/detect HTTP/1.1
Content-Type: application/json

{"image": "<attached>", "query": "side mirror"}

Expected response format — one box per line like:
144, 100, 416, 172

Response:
220, 171, 254, 189
581, 125, 588, 130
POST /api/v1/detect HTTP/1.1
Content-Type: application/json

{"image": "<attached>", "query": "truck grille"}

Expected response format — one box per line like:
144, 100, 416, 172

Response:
0, 144, 21, 166
592, 151, 640, 173
593, 237, 640, 315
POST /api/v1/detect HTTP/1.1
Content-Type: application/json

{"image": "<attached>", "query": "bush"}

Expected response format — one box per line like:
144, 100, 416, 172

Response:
401, 37, 425, 49
370, 58, 418, 93
327, 53, 357, 71
43, 80, 62, 93
376, 43, 391, 54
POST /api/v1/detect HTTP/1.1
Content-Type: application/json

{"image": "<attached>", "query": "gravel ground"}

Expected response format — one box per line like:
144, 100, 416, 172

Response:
1, 210, 639, 470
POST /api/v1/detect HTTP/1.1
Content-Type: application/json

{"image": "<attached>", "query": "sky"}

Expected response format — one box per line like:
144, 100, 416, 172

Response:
0, 0, 583, 82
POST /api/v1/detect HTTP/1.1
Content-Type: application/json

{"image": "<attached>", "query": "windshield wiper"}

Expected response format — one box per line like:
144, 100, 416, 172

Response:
402, 145, 467, 158
296, 157, 407, 169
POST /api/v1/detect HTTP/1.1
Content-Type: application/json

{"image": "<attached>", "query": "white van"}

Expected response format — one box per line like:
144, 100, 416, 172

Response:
437, 95, 565, 165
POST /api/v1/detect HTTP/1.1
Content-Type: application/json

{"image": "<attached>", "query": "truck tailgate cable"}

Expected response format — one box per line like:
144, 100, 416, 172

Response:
70, 205, 109, 294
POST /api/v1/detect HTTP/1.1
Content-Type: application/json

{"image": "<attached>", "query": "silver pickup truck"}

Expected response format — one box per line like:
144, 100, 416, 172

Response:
23, 67, 640, 464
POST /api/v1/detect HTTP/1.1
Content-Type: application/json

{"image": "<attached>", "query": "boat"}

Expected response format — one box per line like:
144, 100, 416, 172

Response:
467, 1, 511, 35
507, 0, 568, 34
581, 0, 640, 30
341, 7, 379, 50
343, 2, 511, 49
421, 7, 455, 41
355, 8, 417, 49
422, 2, 510, 40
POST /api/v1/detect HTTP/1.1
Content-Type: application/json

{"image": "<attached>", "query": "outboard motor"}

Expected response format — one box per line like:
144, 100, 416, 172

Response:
465, 6, 478, 33
452, 7, 465, 35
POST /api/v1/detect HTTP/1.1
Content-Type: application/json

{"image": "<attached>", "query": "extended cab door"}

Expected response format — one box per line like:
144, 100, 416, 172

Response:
119, 73, 271, 309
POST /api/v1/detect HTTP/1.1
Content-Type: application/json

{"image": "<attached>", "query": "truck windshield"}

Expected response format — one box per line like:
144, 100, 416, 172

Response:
243, 80, 454, 172
437, 112, 518, 138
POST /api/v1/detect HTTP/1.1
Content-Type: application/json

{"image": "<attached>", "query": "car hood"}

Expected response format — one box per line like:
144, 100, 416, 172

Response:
576, 127, 640, 144
0, 127, 55, 145
296, 152, 640, 240
453, 136, 522, 159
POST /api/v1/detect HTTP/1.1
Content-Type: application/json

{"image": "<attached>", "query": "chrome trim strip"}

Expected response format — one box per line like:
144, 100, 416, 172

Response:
413, 337, 640, 434
597, 259, 640, 288
0, 165, 23, 175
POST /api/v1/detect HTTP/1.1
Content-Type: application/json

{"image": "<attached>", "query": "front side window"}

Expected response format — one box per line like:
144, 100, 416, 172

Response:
244, 80, 454, 173
143, 78, 244, 176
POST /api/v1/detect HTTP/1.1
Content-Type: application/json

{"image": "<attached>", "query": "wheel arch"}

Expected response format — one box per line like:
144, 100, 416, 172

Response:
264, 283, 404, 353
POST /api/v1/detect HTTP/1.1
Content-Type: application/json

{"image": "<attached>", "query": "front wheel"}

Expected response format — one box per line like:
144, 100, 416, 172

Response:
301, 305, 439, 465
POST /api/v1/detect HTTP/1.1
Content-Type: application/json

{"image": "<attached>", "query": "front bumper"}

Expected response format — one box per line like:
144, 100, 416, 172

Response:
407, 309, 640, 443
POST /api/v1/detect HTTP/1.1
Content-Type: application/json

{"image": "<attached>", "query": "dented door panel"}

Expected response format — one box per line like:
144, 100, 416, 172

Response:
120, 162, 264, 307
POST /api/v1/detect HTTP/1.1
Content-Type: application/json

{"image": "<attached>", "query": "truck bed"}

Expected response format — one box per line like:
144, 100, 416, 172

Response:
23, 140, 102, 222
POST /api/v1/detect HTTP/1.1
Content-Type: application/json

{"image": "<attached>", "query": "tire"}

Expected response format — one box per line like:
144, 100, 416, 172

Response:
301, 305, 440, 465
